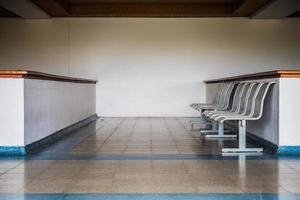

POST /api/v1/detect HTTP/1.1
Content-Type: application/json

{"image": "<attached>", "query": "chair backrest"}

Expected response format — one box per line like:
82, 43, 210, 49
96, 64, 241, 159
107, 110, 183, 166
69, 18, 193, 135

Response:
221, 82, 236, 109
216, 82, 235, 109
236, 83, 251, 114
244, 82, 265, 116
251, 81, 276, 119
212, 83, 225, 105
216, 83, 230, 107
230, 83, 244, 112
238, 82, 258, 115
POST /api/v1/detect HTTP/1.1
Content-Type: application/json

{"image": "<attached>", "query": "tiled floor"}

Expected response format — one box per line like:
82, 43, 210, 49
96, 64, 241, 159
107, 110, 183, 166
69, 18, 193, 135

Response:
1, 117, 300, 199
70, 117, 223, 155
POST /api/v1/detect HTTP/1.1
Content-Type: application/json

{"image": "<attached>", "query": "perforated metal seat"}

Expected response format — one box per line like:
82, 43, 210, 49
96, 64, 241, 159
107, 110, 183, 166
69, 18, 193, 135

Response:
195, 82, 236, 135
190, 82, 233, 111
216, 82, 274, 123
189, 82, 236, 131
203, 83, 247, 119
207, 82, 258, 120
205, 82, 236, 112
190, 83, 225, 109
201, 82, 253, 138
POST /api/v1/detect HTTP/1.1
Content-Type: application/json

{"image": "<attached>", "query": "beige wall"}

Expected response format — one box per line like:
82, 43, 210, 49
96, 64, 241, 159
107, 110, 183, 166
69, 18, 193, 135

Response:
0, 18, 300, 116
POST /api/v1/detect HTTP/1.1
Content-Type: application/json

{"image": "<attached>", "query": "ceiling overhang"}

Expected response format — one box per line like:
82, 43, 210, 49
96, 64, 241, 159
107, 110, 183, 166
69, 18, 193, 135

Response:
29, 0, 273, 17
0, 0, 49, 19
252, 0, 300, 19
0, 0, 299, 18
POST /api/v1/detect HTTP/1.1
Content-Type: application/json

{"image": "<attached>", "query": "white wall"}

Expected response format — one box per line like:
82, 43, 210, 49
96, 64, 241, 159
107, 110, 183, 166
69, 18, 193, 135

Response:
0, 79, 24, 146
0, 18, 300, 116
24, 79, 96, 145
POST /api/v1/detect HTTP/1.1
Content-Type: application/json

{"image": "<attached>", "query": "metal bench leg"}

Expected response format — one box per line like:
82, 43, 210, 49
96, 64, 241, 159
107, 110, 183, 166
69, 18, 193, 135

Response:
205, 123, 236, 138
201, 121, 230, 135
222, 120, 263, 153
190, 110, 211, 130
200, 121, 218, 133
190, 118, 210, 130
200, 111, 211, 125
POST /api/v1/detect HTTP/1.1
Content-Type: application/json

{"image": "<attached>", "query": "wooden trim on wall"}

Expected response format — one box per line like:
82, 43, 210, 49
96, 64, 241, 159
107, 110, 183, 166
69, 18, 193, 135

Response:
0, 70, 97, 84
204, 70, 300, 84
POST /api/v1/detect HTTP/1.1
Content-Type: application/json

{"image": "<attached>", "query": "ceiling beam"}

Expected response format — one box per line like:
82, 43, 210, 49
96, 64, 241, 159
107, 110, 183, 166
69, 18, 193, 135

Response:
289, 10, 300, 17
252, 0, 300, 19
69, 3, 233, 17
233, 0, 271, 17
0, 6, 20, 17
0, 0, 50, 19
30, 0, 69, 17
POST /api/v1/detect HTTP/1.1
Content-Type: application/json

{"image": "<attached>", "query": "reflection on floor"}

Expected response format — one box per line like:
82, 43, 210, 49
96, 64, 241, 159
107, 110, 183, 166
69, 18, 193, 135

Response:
1, 117, 300, 199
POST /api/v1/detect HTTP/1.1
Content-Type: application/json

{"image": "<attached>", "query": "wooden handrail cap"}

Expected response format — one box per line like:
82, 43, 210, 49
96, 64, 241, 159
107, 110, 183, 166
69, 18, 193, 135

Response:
204, 69, 300, 83
0, 70, 97, 84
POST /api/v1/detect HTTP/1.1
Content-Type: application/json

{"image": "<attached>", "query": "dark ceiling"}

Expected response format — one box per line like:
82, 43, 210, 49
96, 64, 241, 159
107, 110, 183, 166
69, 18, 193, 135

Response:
0, 0, 298, 18
0, 6, 20, 17
28, 0, 273, 17
289, 10, 300, 17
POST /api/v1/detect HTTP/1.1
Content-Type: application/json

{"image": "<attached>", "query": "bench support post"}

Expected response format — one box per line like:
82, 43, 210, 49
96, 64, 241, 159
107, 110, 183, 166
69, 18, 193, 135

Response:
222, 120, 263, 154
200, 110, 211, 125
190, 109, 211, 130
239, 120, 246, 149
200, 121, 218, 133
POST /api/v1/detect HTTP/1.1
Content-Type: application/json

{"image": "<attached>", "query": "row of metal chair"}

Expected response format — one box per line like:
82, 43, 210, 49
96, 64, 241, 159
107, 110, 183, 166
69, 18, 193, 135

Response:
190, 80, 275, 153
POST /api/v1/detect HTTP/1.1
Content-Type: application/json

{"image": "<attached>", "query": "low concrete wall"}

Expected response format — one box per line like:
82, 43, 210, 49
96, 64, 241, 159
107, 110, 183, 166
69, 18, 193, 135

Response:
24, 79, 96, 145
0, 77, 96, 155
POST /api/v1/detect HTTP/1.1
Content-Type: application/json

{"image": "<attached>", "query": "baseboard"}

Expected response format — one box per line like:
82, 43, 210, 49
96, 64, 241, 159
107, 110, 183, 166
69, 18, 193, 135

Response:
0, 114, 98, 156
0, 146, 26, 156
277, 146, 300, 155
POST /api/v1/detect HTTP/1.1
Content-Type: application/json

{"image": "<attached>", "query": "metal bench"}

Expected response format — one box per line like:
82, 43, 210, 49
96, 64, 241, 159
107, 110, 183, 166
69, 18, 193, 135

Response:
205, 81, 276, 153
190, 82, 232, 129
191, 82, 236, 132
202, 82, 253, 138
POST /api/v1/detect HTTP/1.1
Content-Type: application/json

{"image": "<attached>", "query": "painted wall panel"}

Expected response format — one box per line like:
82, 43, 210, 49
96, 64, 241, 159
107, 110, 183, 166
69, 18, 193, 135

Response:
24, 79, 96, 145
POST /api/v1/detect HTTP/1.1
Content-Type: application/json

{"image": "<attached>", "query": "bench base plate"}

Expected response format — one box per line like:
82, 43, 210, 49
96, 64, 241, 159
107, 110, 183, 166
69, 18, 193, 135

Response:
222, 148, 263, 153
205, 134, 237, 138
200, 130, 229, 134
